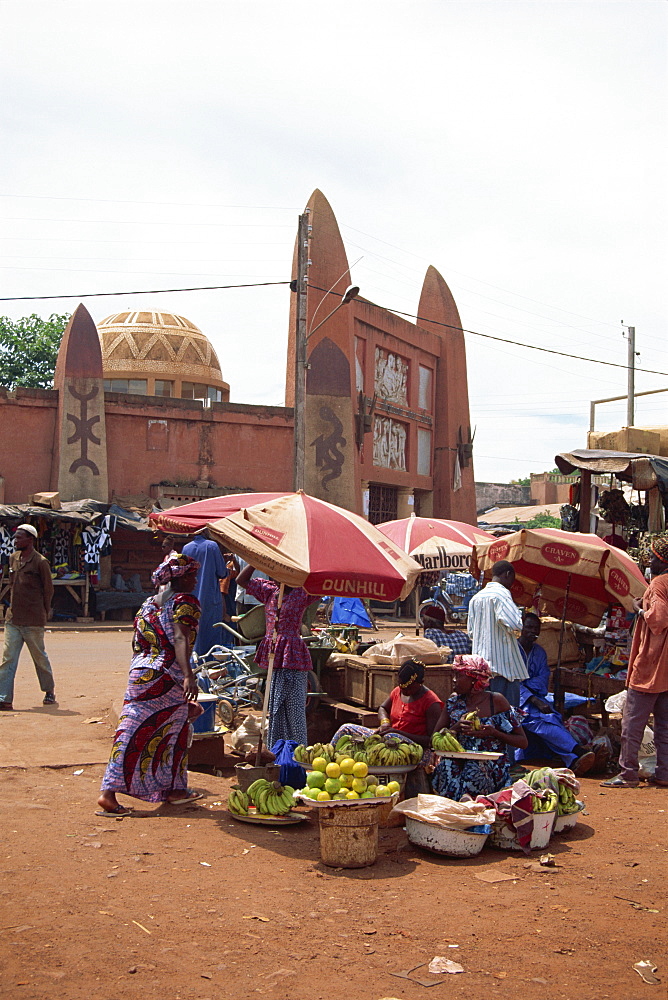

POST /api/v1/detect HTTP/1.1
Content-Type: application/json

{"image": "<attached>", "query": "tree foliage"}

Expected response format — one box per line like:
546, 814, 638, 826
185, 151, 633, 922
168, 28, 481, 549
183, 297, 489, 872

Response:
523, 511, 562, 529
0, 313, 70, 389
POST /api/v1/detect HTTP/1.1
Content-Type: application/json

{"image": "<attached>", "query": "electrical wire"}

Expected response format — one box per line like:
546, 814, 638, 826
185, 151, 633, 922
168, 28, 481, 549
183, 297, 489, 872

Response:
0, 280, 290, 302
308, 283, 668, 378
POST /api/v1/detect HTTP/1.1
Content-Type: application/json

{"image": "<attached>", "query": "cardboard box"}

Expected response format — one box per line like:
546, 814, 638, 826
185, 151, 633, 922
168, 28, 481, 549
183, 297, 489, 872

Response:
28, 491, 61, 510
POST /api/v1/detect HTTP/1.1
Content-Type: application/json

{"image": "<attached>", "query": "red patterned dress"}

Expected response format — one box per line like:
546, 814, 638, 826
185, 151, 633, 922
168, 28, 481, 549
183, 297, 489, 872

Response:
100, 593, 201, 802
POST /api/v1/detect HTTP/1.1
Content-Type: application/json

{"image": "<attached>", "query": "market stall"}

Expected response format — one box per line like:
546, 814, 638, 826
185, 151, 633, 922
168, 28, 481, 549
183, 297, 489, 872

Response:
554, 448, 668, 536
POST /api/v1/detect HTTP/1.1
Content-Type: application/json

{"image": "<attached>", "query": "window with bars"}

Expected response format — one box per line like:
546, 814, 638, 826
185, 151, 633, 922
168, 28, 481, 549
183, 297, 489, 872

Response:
368, 484, 397, 525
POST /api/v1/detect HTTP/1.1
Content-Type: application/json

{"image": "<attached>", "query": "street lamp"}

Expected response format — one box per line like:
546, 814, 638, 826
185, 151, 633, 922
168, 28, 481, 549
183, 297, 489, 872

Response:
293, 264, 359, 490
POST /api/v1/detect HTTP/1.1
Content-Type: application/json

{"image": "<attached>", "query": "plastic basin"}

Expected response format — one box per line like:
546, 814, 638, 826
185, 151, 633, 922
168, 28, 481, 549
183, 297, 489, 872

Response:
405, 817, 489, 857
554, 803, 584, 833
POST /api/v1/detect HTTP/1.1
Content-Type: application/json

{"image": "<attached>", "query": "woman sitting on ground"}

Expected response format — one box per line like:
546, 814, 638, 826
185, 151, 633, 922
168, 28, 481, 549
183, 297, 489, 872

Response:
331, 659, 444, 749
431, 654, 528, 801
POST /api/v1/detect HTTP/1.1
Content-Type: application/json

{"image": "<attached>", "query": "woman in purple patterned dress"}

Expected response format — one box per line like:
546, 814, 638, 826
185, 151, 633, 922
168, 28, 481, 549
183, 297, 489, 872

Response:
236, 565, 318, 747
97, 555, 202, 816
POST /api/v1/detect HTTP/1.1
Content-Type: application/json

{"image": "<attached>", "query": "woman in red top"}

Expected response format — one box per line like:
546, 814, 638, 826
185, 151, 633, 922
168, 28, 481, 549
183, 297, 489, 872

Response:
331, 659, 444, 749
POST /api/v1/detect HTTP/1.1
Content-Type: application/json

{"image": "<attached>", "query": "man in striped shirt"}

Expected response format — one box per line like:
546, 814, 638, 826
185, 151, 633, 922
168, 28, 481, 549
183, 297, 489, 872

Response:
467, 560, 527, 707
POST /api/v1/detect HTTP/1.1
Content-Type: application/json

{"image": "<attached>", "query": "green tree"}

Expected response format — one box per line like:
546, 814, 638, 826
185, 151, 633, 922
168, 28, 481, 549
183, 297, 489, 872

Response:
0, 313, 70, 389
523, 511, 562, 529
510, 476, 531, 486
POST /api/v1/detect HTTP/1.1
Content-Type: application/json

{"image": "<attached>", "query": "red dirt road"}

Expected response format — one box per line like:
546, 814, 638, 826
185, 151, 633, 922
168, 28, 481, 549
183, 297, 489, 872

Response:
1, 631, 666, 1000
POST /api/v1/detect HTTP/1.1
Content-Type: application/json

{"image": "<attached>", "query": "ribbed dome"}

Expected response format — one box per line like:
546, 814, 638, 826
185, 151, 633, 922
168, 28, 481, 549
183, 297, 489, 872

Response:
98, 310, 228, 395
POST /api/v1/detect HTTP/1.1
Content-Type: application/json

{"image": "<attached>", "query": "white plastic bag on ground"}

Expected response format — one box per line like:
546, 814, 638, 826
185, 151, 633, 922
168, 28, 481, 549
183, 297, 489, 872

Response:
390, 793, 496, 830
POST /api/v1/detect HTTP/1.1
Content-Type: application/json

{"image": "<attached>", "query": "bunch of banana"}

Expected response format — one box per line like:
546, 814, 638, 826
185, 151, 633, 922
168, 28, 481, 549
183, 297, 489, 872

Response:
557, 784, 580, 815
461, 710, 482, 731
228, 787, 250, 815
533, 789, 558, 813
432, 730, 465, 752
293, 742, 335, 765
245, 777, 296, 815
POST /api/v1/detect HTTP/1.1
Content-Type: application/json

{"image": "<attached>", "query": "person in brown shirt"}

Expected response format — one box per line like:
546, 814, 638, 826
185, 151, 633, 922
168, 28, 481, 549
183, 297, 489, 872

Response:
602, 534, 668, 788
0, 524, 56, 710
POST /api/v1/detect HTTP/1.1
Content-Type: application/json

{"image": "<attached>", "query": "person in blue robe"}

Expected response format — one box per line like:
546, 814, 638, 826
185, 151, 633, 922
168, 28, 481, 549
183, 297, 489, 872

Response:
182, 533, 228, 657
515, 612, 595, 777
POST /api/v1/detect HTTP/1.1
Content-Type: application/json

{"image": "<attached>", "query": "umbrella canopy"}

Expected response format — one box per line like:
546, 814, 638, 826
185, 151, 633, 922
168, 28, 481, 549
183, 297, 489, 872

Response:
207, 493, 422, 602
471, 527, 646, 626
376, 514, 494, 572
149, 493, 288, 534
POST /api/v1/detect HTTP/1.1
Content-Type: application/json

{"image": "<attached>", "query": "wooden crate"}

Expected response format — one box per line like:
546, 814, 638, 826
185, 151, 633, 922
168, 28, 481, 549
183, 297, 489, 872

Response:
367, 664, 454, 709
344, 660, 369, 705
320, 663, 346, 700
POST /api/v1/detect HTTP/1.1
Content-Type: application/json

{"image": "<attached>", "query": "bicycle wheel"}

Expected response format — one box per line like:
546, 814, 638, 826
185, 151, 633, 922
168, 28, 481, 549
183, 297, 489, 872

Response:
216, 698, 236, 727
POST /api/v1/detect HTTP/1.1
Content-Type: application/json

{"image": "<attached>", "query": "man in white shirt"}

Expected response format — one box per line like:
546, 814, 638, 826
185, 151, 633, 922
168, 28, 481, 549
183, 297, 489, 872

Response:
467, 560, 527, 707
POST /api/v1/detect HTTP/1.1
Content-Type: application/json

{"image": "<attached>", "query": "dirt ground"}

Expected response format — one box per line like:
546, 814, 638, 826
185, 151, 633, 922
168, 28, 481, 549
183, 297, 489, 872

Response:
1, 630, 666, 1000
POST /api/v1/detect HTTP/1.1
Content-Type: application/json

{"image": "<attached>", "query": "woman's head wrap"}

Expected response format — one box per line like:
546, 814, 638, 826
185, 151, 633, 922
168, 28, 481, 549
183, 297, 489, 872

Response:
151, 553, 200, 587
452, 654, 493, 691
398, 658, 426, 689
650, 534, 668, 564
420, 603, 445, 625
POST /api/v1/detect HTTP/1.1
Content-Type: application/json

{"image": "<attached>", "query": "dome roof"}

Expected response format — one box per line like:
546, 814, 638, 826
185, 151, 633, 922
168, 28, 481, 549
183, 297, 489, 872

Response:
98, 309, 227, 390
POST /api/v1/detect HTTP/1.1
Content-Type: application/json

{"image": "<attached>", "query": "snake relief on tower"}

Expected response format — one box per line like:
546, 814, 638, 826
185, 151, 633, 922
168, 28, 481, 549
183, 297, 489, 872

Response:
310, 406, 346, 490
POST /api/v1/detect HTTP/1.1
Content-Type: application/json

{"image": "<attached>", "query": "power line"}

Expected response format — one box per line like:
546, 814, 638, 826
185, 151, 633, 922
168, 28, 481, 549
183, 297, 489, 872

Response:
3, 216, 293, 229
308, 283, 668, 377
0, 280, 290, 303
1, 193, 298, 210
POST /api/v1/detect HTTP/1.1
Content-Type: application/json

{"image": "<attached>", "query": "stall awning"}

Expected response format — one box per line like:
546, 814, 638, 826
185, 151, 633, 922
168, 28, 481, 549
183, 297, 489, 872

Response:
0, 498, 154, 531
555, 449, 668, 493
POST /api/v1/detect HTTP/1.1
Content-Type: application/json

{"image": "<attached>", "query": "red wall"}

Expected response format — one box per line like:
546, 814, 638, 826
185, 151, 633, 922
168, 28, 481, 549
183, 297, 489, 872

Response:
0, 389, 58, 502
104, 395, 294, 497
0, 389, 294, 504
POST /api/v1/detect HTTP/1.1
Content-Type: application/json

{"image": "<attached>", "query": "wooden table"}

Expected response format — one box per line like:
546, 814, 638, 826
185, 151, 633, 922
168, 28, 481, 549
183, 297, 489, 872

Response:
0, 576, 89, 619
553, 666, 625, 725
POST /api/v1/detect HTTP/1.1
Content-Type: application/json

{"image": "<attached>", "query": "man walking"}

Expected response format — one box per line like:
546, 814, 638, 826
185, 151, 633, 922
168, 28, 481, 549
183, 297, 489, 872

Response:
467, 559, 527, 707
0, 524, 56, 710
602, 535, 668, 788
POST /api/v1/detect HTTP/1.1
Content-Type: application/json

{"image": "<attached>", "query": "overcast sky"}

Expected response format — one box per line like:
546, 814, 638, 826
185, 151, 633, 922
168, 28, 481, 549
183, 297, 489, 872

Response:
2, 1, 666, 485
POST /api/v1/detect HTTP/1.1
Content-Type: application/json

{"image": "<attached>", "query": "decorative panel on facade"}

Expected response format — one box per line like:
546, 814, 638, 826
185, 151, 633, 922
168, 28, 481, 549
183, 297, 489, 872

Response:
373, 415, 407, 471
374, 348, 408, 407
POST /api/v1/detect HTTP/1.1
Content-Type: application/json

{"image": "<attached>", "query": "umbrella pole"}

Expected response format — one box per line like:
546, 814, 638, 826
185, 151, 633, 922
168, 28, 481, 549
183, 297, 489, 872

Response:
415, 584, 420, 636
554, 573, 571, 716
255, 583, 285, 766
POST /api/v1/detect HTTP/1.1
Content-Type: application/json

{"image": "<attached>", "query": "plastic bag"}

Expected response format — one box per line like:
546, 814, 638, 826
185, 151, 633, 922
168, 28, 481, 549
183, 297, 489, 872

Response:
362, 634, 446, 665
270, 739, 306, 789
604, 690, 628, 715
390, 793, 496, 830
229, 712, 266, 751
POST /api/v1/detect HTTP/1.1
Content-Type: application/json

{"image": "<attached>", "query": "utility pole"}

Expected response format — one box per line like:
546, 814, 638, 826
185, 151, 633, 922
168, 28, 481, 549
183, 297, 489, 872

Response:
625, 324, 636, 426
293, 211, 310, 491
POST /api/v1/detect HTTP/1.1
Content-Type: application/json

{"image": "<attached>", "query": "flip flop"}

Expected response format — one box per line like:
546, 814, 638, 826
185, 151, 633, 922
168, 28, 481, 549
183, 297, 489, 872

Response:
599, 776, 639, 788
95, 806, 133, 816
166, 790, 203, 805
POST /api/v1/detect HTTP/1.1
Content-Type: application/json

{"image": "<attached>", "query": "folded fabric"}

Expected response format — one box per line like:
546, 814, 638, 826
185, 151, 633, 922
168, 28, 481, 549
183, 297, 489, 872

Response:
476, 778, 535, 854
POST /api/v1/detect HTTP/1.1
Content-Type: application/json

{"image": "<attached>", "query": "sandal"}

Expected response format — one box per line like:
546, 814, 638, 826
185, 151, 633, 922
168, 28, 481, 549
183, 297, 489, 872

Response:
95, 805, 133, 816
600, 776, 639, 788
646, 776, 668, 787
166, 790, 203, 805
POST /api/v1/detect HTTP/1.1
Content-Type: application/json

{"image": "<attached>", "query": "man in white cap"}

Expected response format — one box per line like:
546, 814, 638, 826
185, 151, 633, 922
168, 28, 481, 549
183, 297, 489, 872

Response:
0, 524, 56, 710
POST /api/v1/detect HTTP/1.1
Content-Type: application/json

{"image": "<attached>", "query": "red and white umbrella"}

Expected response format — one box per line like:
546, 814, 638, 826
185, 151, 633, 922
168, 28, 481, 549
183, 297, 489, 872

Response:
207, 492, 422, 758
377, 514, 494, 572
471, 527, 646, 627
149, 493, 288, 534
207, 492, 422, 602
